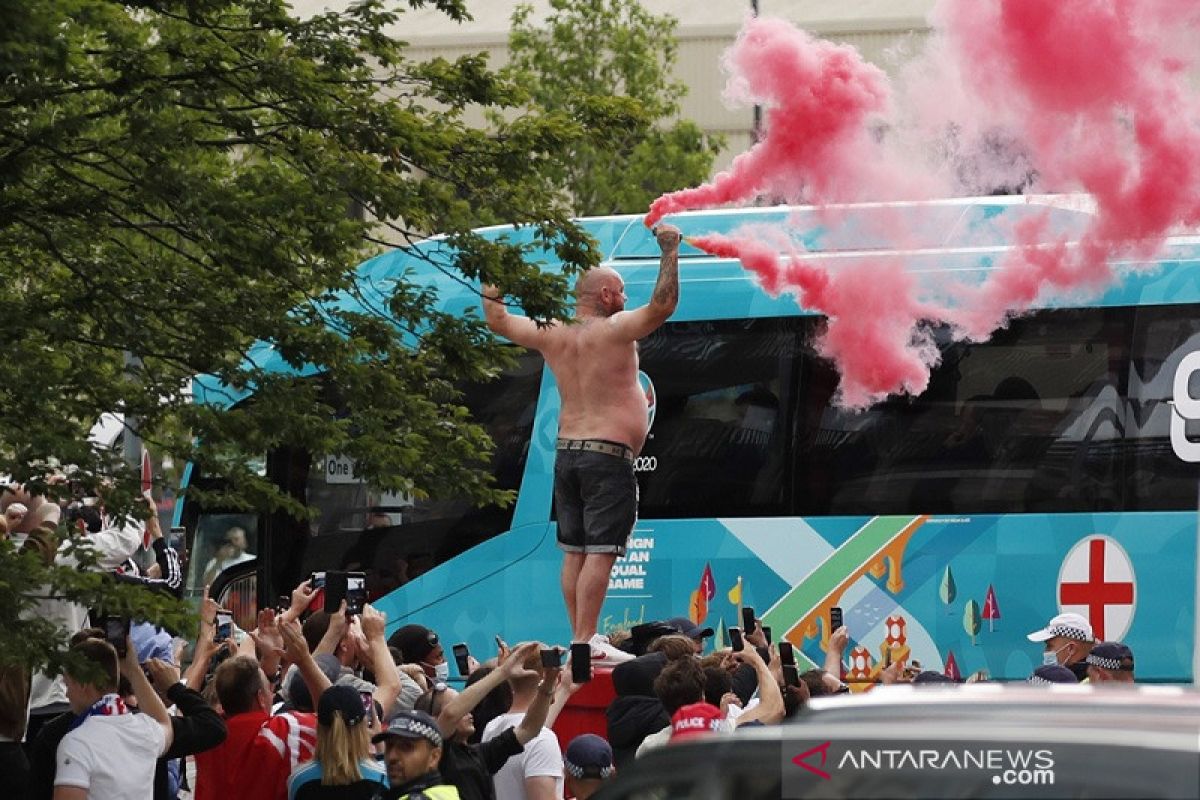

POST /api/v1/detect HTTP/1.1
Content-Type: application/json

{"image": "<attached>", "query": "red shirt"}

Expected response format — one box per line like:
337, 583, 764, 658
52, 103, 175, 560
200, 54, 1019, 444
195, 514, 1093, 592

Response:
195, 709, 317, 800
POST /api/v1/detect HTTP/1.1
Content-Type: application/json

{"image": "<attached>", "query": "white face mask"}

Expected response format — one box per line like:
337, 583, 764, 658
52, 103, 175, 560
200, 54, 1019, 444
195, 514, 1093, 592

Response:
432, 661, 450, 682
1043, 645, 1068, 667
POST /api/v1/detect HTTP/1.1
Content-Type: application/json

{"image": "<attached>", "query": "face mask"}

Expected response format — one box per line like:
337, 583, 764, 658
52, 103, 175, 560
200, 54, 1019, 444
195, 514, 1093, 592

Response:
432, 661, 450, 682
1042, 645, 1068, 667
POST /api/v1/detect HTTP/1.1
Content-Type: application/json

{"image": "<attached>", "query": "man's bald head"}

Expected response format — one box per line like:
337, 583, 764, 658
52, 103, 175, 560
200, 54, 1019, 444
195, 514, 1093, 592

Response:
576, 267, 625, 317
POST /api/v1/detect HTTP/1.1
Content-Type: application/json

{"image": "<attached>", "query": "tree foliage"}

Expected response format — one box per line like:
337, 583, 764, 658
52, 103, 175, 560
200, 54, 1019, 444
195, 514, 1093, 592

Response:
505, 0, 723, 216
0, 0, 632, 668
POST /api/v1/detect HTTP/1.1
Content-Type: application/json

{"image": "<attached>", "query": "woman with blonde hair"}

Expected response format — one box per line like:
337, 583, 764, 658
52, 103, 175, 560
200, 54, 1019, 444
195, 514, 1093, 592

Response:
288, 684, 387, 799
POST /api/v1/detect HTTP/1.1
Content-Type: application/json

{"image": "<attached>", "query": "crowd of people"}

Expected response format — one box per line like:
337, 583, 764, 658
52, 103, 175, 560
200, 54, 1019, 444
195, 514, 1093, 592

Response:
2, 476, 1144, 800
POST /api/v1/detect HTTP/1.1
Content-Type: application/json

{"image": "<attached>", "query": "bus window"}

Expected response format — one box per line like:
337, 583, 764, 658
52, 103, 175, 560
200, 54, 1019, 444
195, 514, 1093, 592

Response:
188, 513, 258, 597
1128, 304, 1200, 510
280, 351, 543, 596
794, 307, 1127, 516
636, 318, 798, 519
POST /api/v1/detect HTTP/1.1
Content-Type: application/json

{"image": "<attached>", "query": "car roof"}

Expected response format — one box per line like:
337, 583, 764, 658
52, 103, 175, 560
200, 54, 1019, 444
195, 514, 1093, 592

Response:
668, 684, 1200, 749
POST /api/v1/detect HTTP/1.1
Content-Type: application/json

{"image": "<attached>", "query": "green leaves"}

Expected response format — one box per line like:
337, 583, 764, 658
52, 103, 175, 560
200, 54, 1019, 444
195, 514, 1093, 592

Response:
1, 1, 604, 519
504, 0, 724, 216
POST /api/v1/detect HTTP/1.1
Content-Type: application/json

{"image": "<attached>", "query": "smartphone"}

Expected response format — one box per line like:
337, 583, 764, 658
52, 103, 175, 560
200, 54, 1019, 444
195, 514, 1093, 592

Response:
214, 610, 234, 644
540, 647, 563, 668
361, 691, 375, 723
276, 595, 290, 614
783, 664, 801, 688
324, 570, 365, 614
103, 616, 130, 658
310, 571, 327, 590
729, 626, 744, 652
741, 606, 757, 635
829, 606, 844, 633
778, 641, 796, 667
495, 634, 507, 651
344, 572, 367, 615
571, 642, 592, 684
762, 625, 773, 645
452, 643, 471, 677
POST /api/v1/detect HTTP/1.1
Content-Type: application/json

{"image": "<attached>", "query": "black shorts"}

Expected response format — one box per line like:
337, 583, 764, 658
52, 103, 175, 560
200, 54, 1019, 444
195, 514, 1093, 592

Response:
554, 440, 639, 556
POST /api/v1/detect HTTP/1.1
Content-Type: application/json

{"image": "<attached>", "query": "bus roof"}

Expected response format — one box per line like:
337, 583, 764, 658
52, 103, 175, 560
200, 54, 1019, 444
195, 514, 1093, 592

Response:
194, 194, 1200, 407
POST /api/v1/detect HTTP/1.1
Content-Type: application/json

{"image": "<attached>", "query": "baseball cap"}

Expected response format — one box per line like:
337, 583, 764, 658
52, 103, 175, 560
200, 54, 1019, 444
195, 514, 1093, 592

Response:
670, 702, 724, 742
388, 624, 439, 664
564, 734, 615, 780
371, 710, 443, 748
1027, 665, 1079, 685
1085, 641, 1135, 671
665, 616, 715, 640
318, 684, 367, 727
1026, 612, 1093, 643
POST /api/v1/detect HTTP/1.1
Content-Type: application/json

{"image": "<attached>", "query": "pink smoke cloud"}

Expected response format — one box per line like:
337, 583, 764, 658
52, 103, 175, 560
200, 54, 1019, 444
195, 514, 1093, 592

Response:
644, 16, 896, 228
656, 2, 1200, 406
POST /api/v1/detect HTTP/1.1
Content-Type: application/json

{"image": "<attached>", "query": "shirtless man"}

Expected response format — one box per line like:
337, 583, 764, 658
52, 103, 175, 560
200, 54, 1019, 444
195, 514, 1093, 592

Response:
483, 224, 682, 662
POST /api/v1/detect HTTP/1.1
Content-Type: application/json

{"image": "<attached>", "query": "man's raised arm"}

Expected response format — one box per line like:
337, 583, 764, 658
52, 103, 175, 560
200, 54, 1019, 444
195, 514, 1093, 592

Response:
610, 224, 681, 340
482, 284, 554, 349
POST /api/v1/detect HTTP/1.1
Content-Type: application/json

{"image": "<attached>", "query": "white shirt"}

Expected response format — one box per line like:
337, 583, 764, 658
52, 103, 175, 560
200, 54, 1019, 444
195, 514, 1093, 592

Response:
26, 525, 142, 714
482, 711, 564, 800
202, 550, 255, 578
55, 713, 166, 799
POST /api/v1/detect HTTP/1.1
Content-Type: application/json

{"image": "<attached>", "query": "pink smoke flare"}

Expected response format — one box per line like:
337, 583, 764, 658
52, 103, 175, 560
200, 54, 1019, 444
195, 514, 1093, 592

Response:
644, 17, 893, 228
654, 3, 1200, 406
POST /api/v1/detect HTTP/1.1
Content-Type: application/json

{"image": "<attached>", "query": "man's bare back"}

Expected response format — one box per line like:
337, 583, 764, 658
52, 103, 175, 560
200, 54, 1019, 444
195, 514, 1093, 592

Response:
482, 225, 682, 454
481, 223, 680, 652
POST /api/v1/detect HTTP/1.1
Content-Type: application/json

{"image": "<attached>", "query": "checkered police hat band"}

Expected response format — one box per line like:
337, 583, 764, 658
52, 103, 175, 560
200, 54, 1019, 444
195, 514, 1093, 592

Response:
1086, 654, 1132, 670
564, 761, 615, 780
1048, 625, 1091, 641
1027, 675, 1053, 686
393, 717, 442, 747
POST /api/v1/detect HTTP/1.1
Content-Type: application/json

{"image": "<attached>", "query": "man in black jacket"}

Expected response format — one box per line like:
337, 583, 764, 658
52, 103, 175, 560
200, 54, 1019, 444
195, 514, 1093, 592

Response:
145, 656, 227, 799
419, 642, 559, 800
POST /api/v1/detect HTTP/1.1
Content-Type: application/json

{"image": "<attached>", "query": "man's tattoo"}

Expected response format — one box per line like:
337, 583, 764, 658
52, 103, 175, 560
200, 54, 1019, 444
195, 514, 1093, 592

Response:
652, 252, 680, 308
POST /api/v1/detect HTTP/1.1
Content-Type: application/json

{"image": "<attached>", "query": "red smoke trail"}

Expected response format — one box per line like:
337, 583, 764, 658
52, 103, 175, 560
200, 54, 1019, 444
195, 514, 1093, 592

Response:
661, 2, 1200, 406
644, 17, 893, 228
691, 233, 941, 408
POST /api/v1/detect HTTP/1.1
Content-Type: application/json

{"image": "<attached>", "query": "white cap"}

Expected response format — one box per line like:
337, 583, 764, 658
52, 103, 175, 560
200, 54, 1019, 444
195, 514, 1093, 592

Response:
1026, 612, 1093, 643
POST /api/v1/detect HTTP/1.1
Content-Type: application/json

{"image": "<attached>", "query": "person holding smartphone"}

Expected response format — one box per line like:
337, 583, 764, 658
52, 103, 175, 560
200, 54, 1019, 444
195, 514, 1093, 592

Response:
415, 643, 570, 800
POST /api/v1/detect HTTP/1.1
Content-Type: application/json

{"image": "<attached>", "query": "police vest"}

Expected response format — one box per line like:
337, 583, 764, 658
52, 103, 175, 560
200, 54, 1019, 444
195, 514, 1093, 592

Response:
395, 786, 461, 800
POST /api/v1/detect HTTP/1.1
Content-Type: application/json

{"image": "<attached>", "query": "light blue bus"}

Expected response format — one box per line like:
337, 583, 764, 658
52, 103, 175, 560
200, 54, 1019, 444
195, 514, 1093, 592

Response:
182, 195, 1200, 683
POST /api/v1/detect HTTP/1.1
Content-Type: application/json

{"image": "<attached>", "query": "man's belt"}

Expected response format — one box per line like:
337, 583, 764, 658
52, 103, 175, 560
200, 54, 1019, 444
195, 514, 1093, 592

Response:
556, 438, 634, 462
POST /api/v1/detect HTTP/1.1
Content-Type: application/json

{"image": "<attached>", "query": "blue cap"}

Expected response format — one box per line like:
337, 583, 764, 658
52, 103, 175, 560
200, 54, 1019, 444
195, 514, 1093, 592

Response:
1028, 665, 1078, 685
565, 734, 614, 780
372, 710, 443, 748
131, 622, 175, 665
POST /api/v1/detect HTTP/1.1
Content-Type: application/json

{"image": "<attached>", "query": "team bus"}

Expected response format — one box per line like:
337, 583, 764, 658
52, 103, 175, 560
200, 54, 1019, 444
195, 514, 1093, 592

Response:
178, 196, 1200, 683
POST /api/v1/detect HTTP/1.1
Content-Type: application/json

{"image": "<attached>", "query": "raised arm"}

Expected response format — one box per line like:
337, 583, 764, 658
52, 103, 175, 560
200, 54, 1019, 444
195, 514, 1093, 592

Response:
360, 605, 401, 715
514, 665, 561, 745
482, 284, 556, 349
434, 642, 539, 739
609, 224, 681, 340
730, 645, 784, 727
122, 637, 174, 754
